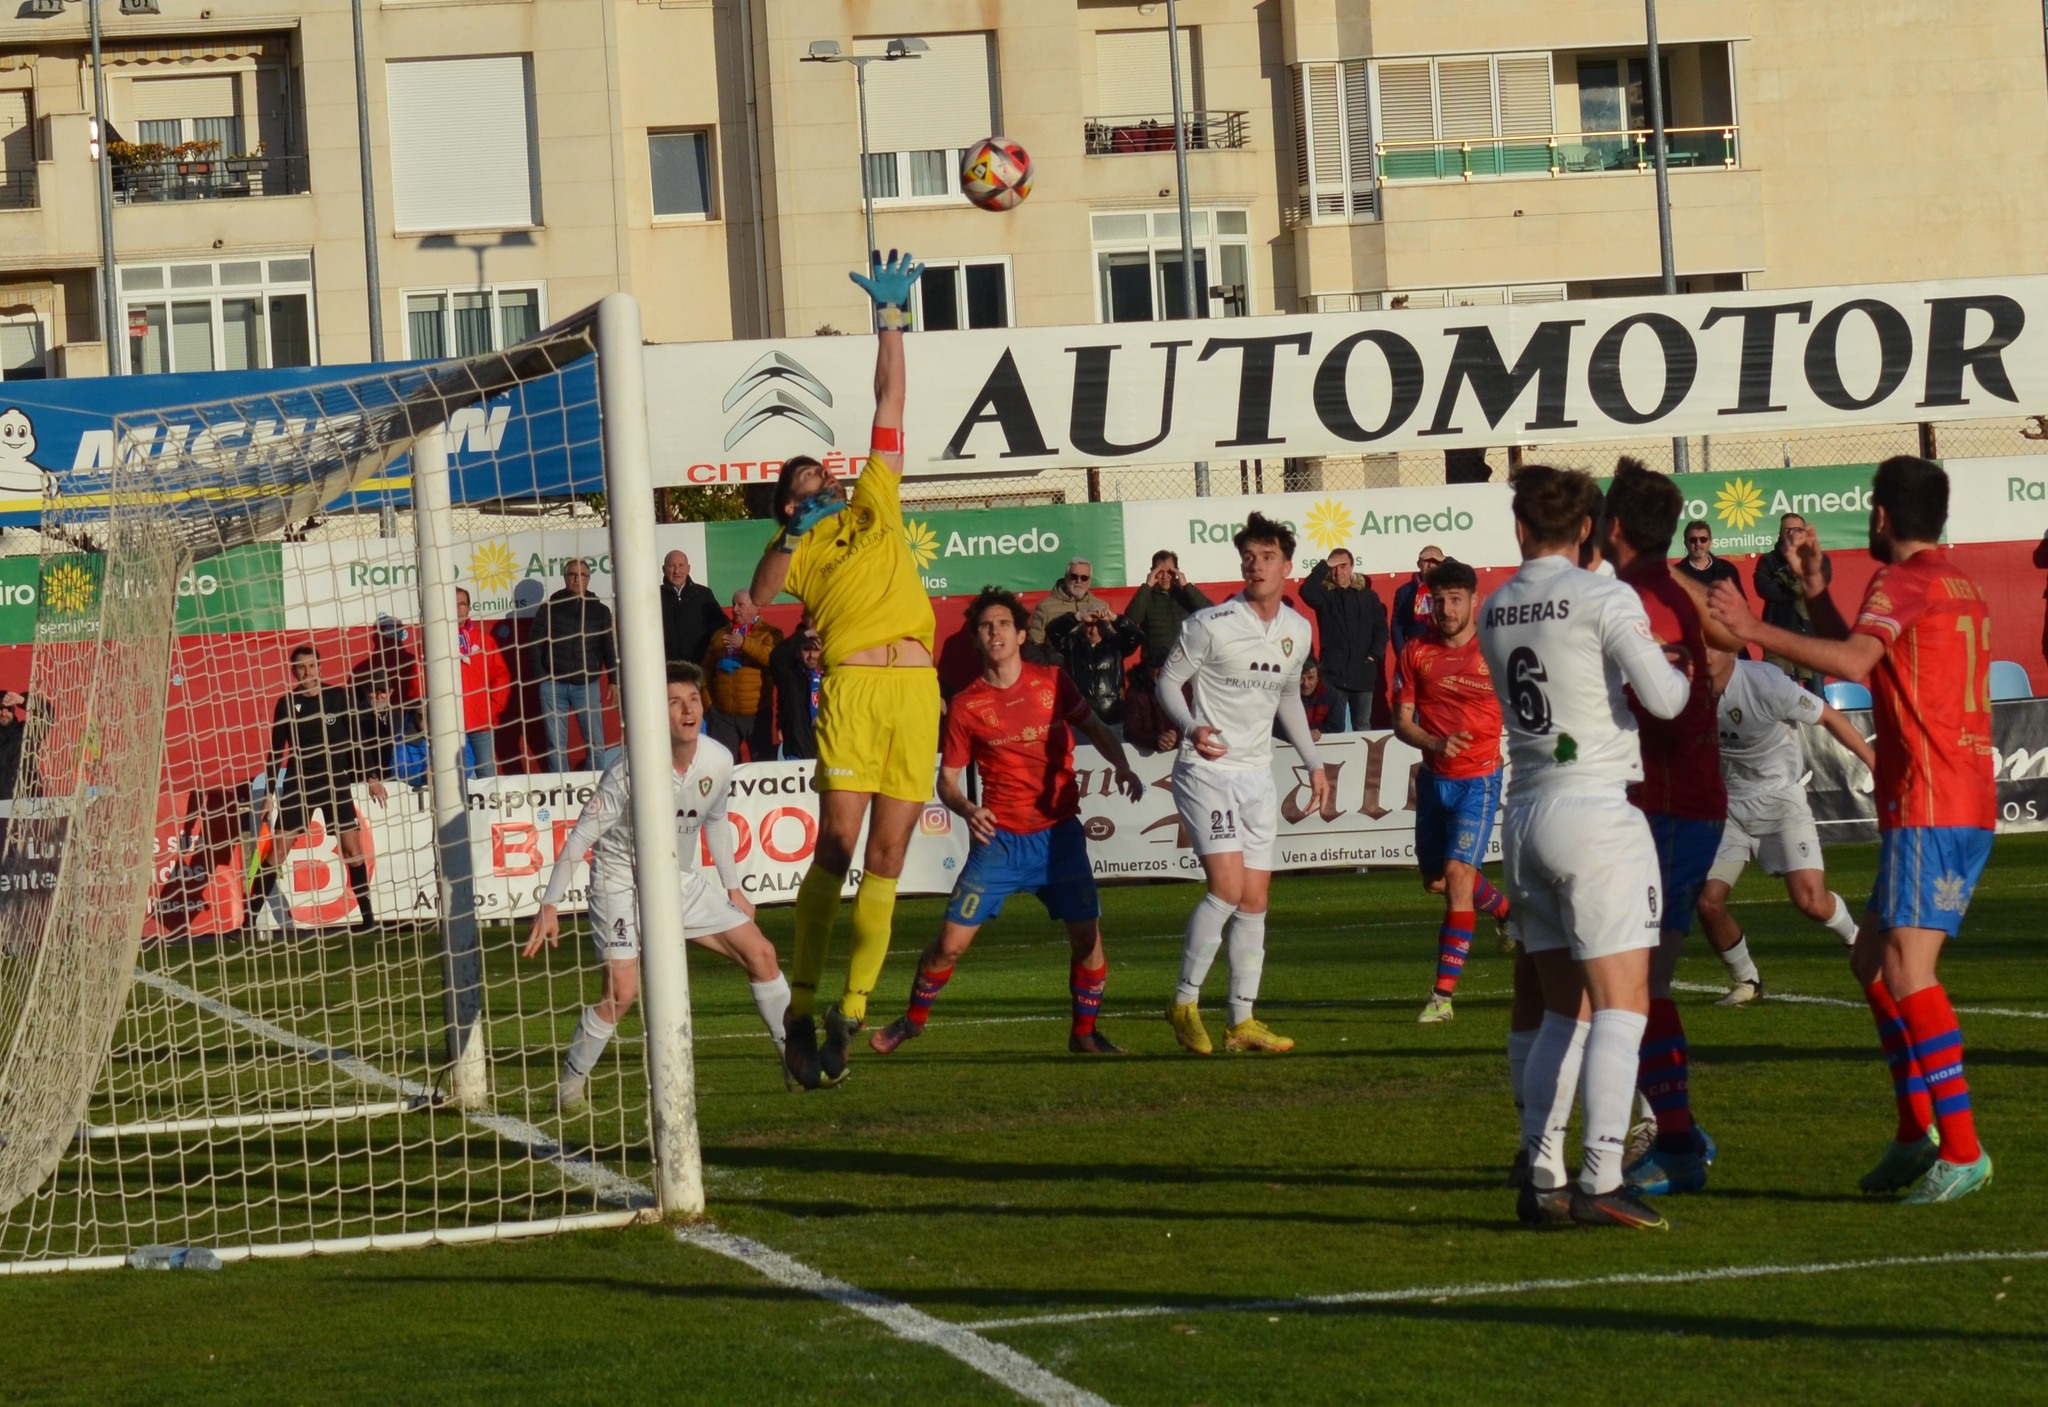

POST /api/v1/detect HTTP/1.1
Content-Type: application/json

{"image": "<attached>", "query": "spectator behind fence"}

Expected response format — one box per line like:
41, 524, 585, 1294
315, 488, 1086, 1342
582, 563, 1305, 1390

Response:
1674, 520, 1742, 593
1122, 550, 1210, 682
1025, 558, 1111, 664
1754, 513, 1832, 694
770, 622, 824, 760
455, 587, 512, 778
1276, 655, 1342, 741
660, 549, 728, 669
1390, 544, 1445, 654
1046, 607, 1144, 730
1299, 547, 1387, 732
528, 559, 618, 772
0, 689, 49, 799
349, 613, 423, 704
356, 671, 427, 790
703, 589, 782, 760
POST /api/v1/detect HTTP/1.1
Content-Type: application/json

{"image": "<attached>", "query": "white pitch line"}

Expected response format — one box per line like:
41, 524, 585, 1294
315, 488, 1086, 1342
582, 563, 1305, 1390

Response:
678, 1226, 1114, 1407
1670, 979, 2048, 1021
959, 1247, 2048, 1332
133, 966, 654, 1209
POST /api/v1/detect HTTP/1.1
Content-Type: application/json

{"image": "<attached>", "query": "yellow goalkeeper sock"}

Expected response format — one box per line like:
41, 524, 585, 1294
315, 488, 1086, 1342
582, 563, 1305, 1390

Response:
788, 864, 844, 1020
840, 872, 899, 1025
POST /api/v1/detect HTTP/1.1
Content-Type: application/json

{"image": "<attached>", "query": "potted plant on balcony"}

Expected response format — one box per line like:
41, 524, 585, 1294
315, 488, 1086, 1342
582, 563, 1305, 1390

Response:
221, 139, 269, 194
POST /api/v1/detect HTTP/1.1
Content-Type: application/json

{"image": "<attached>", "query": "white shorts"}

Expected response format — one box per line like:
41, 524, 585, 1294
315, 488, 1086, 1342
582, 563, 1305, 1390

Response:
1709, 792, 1824, 887
1172, 761, 1280, 871
586, 872, 750, 963
1501, 790, 1663, 961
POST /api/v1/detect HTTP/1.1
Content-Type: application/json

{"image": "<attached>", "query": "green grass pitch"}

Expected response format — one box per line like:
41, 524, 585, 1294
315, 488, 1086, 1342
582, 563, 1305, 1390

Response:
5, 834, 2045, 1405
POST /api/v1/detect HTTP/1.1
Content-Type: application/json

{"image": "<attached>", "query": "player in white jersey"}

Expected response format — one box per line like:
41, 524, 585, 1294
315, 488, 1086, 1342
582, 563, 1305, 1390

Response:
1156, 512, 1331, 1056
1698, 649, 1876, 1004
522, 664, 791, 1109
1479, 465, 1692, 1231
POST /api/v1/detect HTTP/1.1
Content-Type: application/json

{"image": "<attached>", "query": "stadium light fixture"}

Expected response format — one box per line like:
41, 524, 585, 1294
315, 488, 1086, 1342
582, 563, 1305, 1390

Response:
802, 37, 927, 328
31, 1, 128, 374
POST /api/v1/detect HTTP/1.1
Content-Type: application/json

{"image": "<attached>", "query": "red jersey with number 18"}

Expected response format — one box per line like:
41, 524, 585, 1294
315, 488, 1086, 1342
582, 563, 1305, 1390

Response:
940, 663, 1094, 834
1850, 549, 1997, 831
1394, 634, 1502, 779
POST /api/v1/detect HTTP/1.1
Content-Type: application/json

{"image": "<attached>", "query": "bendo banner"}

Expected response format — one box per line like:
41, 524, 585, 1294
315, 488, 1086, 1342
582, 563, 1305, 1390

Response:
644, 275, 2048, 482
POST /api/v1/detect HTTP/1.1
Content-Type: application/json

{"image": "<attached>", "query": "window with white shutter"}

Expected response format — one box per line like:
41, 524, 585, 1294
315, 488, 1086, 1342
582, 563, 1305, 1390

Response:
1371, 52, 1554, 181
1095, 27, 1199, 116
1292, 62, 1375, 224
386, 55, 538, 233
854, 32, 997, 204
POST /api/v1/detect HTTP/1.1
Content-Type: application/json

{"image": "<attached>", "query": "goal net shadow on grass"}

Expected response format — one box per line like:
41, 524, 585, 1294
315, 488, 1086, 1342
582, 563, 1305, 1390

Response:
0, 310, 665, 1270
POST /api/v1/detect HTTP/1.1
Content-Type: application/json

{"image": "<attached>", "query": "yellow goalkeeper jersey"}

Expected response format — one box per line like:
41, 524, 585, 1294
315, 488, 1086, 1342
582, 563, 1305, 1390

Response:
785, 453, 936, 668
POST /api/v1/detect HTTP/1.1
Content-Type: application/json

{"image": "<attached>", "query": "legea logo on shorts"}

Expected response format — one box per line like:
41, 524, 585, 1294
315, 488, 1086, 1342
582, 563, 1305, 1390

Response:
1934, 873, 1966, 912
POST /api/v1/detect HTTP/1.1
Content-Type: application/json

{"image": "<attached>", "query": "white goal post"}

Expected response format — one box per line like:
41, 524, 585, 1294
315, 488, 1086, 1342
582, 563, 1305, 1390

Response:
0, 294, 706, 1272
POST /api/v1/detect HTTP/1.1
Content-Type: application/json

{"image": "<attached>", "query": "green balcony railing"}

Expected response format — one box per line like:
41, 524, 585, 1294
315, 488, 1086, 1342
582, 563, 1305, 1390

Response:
1376, 125, 1739, 182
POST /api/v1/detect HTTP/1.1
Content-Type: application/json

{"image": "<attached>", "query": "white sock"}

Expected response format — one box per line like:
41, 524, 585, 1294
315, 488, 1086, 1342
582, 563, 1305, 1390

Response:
1520, 1011, 1590, 1192
1507, 1027, 1539, 1118
1823, 891, 1859, 944
1721, 937, 1760, 985
1175, 894, 1236, 1005
1224, 911, 1268, 1026
564, 1006, 617, 1081
750, 975, 791, 1050
1579, 1007, 1650, 1195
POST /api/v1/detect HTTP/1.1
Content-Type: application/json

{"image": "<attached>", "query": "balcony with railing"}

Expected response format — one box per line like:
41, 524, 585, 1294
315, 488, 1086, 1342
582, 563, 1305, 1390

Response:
1377, 125, 1738, 182
110, 145, 308, 204
1084, 111, 1249, 156
0, 169, 36, 211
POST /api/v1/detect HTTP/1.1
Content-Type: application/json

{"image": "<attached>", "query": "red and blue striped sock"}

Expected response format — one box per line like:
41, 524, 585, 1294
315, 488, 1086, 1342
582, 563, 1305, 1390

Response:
905, 963, 953, 1030
1433, 912, 1474, 997
1472, 875, 1511, 922
1863, 977, 1932, 1144
1070, 962, 1107, 1037
1637, 997, 1695, 1146
1897, 984, 1982, 1164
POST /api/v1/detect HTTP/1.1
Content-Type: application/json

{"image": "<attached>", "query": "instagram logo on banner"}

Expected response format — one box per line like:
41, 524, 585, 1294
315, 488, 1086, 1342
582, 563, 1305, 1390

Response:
919, 804, 951, 836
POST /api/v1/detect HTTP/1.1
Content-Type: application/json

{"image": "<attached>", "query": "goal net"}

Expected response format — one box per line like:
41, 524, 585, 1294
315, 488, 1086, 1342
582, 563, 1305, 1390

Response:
0, 300, 696, 1271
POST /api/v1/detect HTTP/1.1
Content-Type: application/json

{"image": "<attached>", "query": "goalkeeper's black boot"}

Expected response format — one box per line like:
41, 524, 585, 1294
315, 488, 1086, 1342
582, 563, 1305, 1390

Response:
782, 1012, 824, 1091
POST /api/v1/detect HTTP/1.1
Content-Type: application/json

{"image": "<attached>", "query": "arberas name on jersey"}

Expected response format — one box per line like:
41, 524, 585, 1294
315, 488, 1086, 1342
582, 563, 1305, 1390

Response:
1484, 598, 1571, 627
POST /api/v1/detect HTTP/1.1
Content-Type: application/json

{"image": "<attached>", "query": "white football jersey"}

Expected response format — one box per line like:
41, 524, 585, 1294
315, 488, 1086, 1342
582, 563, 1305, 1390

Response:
1159, 595, 1314, 772
541, 736, 735, 904
1476, 554, 1691, 802
1717, 658, 1826, 802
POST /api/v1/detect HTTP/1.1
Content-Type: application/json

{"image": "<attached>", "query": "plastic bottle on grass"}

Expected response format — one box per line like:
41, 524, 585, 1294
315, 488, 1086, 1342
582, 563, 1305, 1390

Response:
125, 1245, 222, 1271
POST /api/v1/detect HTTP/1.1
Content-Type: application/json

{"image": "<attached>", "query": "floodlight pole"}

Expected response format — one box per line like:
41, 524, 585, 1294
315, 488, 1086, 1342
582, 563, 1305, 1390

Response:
1644, 0, 1689, 471
1166, 0, 1208, 496
86, 0, 123, 375
804, 41, 922, 333
351, 0, 385, 359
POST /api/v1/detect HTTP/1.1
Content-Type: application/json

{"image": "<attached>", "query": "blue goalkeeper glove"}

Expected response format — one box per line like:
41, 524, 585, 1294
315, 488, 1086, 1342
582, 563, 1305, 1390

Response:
716, 657, 742, 675
850, 249, 924, 311
785, 489, 847, 538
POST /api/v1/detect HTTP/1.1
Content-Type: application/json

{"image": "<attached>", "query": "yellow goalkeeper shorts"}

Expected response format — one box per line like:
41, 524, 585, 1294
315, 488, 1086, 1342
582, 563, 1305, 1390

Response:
813, 666, 940, 802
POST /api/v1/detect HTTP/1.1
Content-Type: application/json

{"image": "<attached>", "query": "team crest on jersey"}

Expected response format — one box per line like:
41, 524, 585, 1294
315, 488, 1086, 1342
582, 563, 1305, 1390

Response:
1727, 707, 1744, 725
1865, 590, 1893, 617
1934, 873, 1967, 912
1282, 638, 1294, 657
698, 776, 713, 796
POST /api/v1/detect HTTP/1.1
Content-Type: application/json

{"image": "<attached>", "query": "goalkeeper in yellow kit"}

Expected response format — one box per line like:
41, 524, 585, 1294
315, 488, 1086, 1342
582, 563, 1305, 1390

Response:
749, 250, 939, 1091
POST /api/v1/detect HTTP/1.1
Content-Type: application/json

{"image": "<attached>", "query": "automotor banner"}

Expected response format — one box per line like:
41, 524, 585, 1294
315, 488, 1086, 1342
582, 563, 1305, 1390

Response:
645, 276, 2048, 480
1805, 699, 2048, 843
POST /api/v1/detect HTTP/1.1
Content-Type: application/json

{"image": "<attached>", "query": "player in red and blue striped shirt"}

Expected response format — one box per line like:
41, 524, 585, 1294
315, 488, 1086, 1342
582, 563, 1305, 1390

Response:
1710, 456, 1996, 1204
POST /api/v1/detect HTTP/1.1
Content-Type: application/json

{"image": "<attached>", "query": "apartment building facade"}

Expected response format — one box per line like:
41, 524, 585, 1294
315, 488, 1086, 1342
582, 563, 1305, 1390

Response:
1, 1, 2045, 385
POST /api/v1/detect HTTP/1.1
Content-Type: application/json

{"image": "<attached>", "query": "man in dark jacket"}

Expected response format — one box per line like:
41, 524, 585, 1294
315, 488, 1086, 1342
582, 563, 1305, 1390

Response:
660, 550, 727, 669
529, 559, 619, 771
1389, 544, 1445, 656
1753, 513, 1831, 693
1046, 608, 1144, 728
1121, 550, 1210, 682
769, 622, 824, 760
1300, 548, 1389, 732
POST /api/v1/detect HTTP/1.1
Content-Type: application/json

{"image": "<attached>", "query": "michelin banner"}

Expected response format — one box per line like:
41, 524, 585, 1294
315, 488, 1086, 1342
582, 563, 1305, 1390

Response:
646, 276, 2048, 483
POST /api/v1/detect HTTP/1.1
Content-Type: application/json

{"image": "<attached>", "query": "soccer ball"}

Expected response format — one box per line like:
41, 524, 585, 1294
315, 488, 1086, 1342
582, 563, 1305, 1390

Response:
960, 137, 1033, 212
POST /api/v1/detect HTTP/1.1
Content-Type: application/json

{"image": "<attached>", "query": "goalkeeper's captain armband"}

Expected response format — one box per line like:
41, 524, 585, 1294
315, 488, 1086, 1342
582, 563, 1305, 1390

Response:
878, 305, 908, 332
871, 425, 904, 455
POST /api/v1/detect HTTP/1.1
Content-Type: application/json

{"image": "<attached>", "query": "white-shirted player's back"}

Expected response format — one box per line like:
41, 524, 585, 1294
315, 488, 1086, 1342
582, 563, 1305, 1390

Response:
588, 736, 736, 879
1718, 658, 1823, 800
1171, 595, 1313, 772
1477, 554, 1655, 799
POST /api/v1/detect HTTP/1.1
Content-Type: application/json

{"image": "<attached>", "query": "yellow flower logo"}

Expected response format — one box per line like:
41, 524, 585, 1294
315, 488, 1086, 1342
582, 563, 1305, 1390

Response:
1714, 477, 1767, 532
468, 541, 520, 593
42, 562, 95, 616
1304, 498, 1355, 553
903, 518, 940, 571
